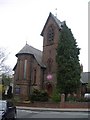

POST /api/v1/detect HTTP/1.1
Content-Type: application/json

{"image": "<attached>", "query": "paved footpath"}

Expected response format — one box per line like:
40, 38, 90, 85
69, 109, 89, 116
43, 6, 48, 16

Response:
16, 106, 90, 112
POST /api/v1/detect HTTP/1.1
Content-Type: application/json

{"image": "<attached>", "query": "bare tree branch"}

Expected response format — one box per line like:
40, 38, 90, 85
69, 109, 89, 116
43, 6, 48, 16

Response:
0, 48, 12, 76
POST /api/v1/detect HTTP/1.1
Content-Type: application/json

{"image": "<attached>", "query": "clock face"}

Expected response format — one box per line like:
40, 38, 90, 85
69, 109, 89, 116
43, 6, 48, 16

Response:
47, 26, 54, 41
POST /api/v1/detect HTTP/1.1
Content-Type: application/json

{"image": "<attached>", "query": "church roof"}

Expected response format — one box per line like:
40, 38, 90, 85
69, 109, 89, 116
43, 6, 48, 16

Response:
80, 72, 90, 84
16, 44, 46, 68
41, 12, 65, 36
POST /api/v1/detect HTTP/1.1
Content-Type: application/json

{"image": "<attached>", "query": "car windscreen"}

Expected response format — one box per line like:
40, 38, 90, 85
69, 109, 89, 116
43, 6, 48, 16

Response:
0, 101, 6, 111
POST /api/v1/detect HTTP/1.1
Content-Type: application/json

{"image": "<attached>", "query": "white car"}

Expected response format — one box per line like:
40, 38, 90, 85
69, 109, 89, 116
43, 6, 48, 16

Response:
84, 93, 90, 99
0, 100, 17, 120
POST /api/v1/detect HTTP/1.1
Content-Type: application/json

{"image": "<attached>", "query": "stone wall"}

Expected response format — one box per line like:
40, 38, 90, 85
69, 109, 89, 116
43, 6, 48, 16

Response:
16, 102, 90, 108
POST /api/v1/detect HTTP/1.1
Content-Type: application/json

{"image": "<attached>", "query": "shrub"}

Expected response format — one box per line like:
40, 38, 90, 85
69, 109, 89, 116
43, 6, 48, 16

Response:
13, 96, 21, 103
51, 89, 60, 102
30, 89, 48, 102
77, 97, 90, 102
66, 95, 90, 102
66, 95, 77, 102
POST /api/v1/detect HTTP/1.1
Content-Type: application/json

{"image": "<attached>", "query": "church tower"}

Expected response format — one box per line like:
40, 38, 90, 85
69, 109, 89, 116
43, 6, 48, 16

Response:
41, 12, 64, 95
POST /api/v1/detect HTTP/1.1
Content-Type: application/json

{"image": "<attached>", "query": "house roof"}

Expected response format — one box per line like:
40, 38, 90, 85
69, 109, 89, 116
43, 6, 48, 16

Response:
80, 72, 90, 84
41, 12, 65, 36
15, 44, 46, 68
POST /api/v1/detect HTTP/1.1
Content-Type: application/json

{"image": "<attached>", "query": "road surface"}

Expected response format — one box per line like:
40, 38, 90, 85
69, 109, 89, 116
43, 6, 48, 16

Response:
16, 109, 89, 119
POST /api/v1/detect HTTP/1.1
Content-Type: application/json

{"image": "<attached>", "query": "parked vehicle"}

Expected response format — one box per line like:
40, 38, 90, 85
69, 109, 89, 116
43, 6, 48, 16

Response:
0, 100, 17, 120
84, 93, 90, 99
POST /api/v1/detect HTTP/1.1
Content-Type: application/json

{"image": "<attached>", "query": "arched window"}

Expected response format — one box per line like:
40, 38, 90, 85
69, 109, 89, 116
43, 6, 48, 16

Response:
33, 68, 37, 85
24, 59, 27, 80
47, 26, 54, 42
47, 58, 53, 73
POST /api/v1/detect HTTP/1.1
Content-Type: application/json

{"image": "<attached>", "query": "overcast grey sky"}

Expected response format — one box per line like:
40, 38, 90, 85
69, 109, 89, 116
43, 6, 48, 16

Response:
0, 0, 89, 72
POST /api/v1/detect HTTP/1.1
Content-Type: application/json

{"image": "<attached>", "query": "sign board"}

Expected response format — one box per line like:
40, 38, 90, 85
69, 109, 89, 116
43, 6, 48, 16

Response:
47, 74, 52, 80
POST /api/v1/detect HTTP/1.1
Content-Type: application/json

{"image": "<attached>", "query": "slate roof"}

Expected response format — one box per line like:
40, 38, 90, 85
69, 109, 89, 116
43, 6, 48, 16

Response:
41, 12, 65, 36
80, 72, 90, 84
16, 44, 46, 68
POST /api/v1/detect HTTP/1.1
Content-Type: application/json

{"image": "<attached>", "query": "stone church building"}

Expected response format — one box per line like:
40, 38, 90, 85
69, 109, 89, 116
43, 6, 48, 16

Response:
13, 12, 64, 100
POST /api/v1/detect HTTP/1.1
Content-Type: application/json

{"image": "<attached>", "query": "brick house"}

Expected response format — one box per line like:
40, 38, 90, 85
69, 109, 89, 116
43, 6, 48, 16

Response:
80, 72, 90, 96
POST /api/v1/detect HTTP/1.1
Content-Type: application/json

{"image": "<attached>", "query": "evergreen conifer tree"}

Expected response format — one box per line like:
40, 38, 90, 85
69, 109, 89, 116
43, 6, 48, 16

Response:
56, 22, 81, 99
